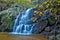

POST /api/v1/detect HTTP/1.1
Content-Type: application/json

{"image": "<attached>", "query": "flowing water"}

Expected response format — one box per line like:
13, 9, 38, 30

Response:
11, 8, 36, 35
9, 8, 48, 35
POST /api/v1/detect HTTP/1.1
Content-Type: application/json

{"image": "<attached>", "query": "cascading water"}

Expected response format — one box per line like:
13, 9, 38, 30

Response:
10, 8, 36, 35
9, 8, 48, 35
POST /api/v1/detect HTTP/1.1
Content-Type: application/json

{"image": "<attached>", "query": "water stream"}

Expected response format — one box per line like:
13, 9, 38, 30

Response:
11, 8, 36, 35
9, 8, 47, 35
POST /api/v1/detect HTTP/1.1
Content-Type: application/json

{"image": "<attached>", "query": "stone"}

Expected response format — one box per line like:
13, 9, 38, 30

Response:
45, 27, 51, 32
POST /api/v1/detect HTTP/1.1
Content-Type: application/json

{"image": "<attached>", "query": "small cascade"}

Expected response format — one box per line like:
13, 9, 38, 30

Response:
12, 8, 36, 34
9, 8, 48, 35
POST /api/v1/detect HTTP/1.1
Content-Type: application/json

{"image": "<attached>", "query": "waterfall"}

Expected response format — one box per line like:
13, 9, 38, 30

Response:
9, 8, 48, 35
11, 8, 36, 34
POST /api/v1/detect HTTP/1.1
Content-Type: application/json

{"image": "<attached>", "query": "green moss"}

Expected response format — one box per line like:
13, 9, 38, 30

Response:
1, 14, 13, 31
48, 17, 56, 25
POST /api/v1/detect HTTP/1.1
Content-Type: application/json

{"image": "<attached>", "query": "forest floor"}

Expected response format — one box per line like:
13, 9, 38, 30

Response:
0, 32, 48, 40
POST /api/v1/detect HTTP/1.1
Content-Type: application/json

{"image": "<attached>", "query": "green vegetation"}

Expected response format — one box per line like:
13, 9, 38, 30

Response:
1, 14, 13, 30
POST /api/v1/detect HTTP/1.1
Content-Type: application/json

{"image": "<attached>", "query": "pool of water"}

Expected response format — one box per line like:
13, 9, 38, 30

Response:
8, 32, 32, 35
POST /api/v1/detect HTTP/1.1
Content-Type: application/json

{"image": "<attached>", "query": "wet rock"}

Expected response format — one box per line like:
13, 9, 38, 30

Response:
45, 27, 51, 32
40, 31, 49, 38
0, 22, 2, 25
56, 34, 60, 40
49, 35, 57, 40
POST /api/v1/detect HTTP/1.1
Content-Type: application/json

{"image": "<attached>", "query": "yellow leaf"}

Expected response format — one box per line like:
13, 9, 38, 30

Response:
39, 5, 43, 9
46, 4, 50, 8
31, 17, 37, 22
53, 8, 57, 14
39, 12, 43, 16
45, 10, 48, 12
58, 1, 60, 5
43, 2, 47, 4
34, 11, 37, 13
55, 17, 57, 20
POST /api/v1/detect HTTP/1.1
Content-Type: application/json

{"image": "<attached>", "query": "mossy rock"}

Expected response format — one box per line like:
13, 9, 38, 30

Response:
0, 14, 13, 32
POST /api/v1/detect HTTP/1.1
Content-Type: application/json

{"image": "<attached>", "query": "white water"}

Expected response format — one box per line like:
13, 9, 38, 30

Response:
9, 8, 48, 35
12, 8, 35, 34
